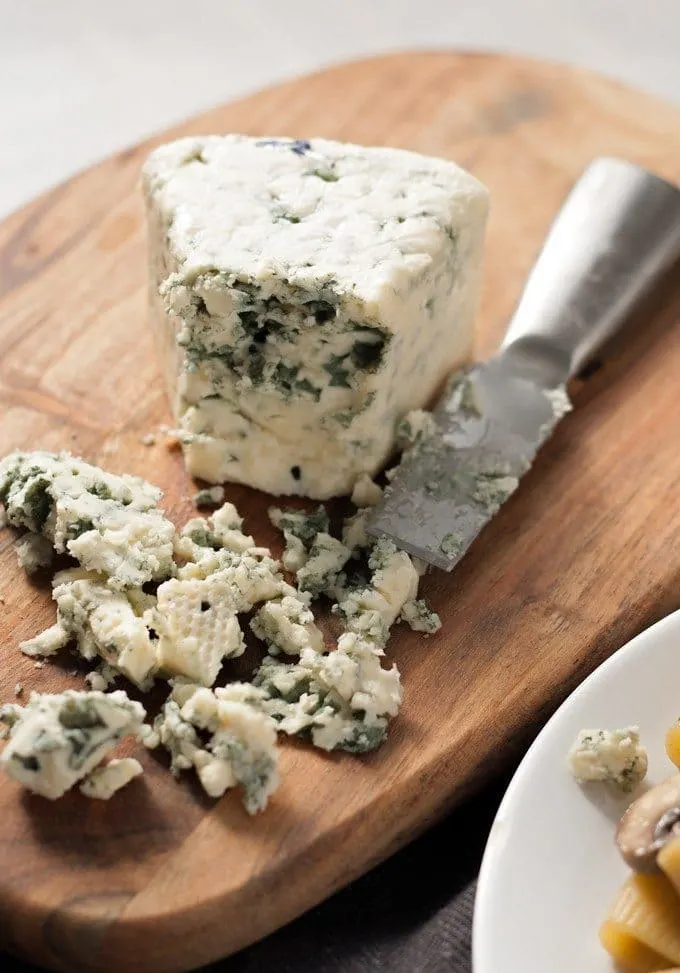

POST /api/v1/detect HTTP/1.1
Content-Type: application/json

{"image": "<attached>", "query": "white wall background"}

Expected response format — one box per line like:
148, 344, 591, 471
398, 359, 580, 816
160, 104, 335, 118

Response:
0, 0, 678, 218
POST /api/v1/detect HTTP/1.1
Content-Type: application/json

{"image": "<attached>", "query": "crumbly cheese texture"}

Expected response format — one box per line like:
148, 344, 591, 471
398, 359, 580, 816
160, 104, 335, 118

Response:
250, 595, 324, 655
0, 690, 146, 799
79, 757, 143, 799
151, 503, 287, 685
146, 683, 279, 813
143, 134, 488, 498
14, 533, 53, 574
0, 451, 175, 589
48, 569, 159, 690
567, 726, 648, 792
255, 633, 402, 752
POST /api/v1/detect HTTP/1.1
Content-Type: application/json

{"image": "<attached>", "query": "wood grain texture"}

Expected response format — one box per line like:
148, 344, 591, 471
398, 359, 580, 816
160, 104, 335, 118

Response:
0, 50, 679, 973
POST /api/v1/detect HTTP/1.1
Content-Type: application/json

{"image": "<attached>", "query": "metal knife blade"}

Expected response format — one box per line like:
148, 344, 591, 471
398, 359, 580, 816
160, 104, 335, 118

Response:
367, 158, 680, 570
368, 364, 570, 570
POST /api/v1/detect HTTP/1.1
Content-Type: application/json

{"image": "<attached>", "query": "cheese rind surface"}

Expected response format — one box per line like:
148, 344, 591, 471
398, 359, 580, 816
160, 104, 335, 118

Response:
143, 135, 488, 498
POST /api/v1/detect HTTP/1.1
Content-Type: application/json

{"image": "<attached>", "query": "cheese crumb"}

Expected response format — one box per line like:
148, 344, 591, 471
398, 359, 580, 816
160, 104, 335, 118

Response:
80, 757, 144, 799
14, 534, 53, 574
193, 486, 226, 508
350, 475, 382, 508
568, 727, 648, 792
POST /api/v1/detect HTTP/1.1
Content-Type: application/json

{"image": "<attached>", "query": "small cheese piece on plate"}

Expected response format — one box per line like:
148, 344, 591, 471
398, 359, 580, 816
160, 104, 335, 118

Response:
143, 135, 488, 498
567, 726, 648, 792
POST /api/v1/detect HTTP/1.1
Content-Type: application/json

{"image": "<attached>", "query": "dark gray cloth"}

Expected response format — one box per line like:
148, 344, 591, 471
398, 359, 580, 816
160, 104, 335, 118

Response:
3, 777, 508, 973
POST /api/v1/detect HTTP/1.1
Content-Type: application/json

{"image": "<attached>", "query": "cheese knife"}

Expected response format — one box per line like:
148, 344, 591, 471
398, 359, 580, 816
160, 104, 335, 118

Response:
368, 158, 680, 570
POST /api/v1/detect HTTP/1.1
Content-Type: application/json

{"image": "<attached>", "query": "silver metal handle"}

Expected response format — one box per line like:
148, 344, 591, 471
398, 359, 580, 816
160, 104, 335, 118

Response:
499, 158, 680, 387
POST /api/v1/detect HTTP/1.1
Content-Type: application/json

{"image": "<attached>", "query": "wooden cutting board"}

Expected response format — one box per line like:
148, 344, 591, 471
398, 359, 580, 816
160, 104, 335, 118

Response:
0, 51, 679, 973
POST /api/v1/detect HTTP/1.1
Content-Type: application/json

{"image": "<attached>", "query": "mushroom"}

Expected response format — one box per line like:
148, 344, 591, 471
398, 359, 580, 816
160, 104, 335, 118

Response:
617, 774, 680, 871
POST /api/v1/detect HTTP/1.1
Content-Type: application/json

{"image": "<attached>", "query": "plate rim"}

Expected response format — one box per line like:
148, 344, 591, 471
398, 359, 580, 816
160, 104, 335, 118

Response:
472, 606, 680, 973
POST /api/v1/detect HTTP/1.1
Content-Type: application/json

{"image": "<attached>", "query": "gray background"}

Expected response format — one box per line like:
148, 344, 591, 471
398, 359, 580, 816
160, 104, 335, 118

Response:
0, 0, 678, 218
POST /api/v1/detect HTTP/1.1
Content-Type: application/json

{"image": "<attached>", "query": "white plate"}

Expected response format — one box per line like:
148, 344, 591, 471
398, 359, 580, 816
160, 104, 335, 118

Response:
473, 608, 680, 973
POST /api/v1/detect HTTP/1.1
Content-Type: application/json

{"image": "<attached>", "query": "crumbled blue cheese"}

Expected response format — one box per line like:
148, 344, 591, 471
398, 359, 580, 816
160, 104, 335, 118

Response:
567, 726, 648, 792
151, 574, 246, 686
255, 632, 401, 752
192, 485, 225, 508
296, 532, 351, 598
153, 507, 290, 685
79, 757, 143, 799
0, 690, 146, 799
399, 598, 441, 634
350, 475, 382, 508
143, 134, 488, 499
20, 622, 70, 658
0, 451, 175, 589
175, 502, 267, 560
84, 670, 110, 692
341, 507, 372, 557
147, 683, 279, 812
268, 505, 330, 573
396, 409, 439, 449
14, 533, 53, 574
250, 595, 324, 655
30, 569, 159, 690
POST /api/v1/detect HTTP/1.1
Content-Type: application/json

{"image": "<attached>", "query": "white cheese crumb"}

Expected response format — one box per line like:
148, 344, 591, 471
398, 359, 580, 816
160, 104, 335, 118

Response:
256, 633, 402, 752
140, 433, 157, 446
50, 569, 158, 690
567, 726, 648, 793
0, 689, 146, 799
152, 575, 245, 686
80, 757, 143, 799
0, 451, 176, 590
20, 622, 70, 658
396, 409, 438, 449
193, 485, 225, 508
296, 532, 350, 597
14, 533, 53, 574
350, 475, 382, 508
341, 508, 372, 557
33, 661, 44, 669
149, 683, 279, 812
251, 595, 324, 655
84, 671, 108, 692
399, 598, 441, 634
14, 683, 23, 696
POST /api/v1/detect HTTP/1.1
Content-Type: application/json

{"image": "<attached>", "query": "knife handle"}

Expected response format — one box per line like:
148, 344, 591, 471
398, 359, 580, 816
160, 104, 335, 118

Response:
500, 158, 680, 387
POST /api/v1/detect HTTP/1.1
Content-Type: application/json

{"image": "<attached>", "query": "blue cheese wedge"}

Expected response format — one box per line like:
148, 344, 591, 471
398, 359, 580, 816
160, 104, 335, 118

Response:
0, 451, 175, 589
567, 726, 648, 792
143, 135, 488, 498
0, 690, 146, 799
